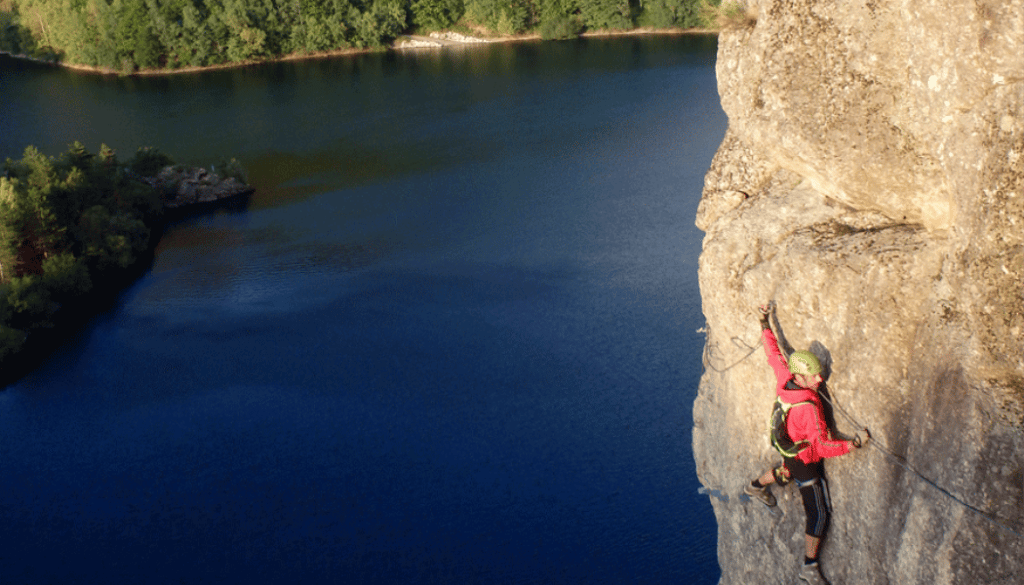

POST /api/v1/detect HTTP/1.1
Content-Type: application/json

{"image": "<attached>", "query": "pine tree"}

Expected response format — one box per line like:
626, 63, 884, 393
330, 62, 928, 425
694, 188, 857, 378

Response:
577, 0, 632, 30
0, 178, 23, 284
6, 147, 66, 267
410, 0, 464, 31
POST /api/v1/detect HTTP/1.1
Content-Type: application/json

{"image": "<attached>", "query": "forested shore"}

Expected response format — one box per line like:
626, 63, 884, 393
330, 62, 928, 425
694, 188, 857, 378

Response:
0, 143, 244, 384
0, 0, 724, 74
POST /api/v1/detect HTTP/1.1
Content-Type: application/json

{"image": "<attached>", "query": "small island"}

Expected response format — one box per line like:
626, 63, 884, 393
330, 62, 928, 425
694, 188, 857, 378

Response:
0, 142, 252, 384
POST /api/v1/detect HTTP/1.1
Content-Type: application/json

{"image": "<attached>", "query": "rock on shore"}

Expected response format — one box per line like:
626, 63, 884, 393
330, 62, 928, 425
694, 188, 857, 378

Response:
693, 1, 1022, 584
147, 165, 254, 209
395, 32, 492, 49
427, 31, 491, 43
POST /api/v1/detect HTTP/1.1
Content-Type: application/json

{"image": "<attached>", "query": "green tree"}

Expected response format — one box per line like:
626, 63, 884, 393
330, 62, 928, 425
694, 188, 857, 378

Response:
636, 0, 674, 27
350, 0, 406, 47
42, 252, 92, 301
214, 0, 278, 62
0, 10, 26, 54
637, 0, 703, 28
4, 146, 67, 265
577, 0, 632, 29
86, 0, 122, 69
0, 178, 23, 284
4, 274, 56, 329
8, 0, 53, 56
128, 145, 173, 176
465, 0, 526, 34
77, 205, 148, 270
145, 0, 187, 67
110, 0, 162, 69
410, 0, 464, 31
0, 140, 183, 367
537, 0, 581, 39
180, 1, 216, 66
259, 0, 294, 55
291, 0, 338, 52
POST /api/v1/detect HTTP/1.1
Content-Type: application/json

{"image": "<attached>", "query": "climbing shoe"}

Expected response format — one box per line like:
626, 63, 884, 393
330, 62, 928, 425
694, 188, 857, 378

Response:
743, 482, 777, 507
797, 562, 830, 585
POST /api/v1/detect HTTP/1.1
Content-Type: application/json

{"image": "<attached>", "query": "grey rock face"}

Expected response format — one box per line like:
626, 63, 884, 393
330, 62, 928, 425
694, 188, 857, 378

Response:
694, 2, 1022, 584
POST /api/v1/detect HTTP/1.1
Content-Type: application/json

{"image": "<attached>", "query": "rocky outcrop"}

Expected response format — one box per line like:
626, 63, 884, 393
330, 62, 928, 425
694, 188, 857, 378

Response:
395, 37, 444, 49
147, 165, 254, 209
693, 2, 1022, 584
427, 31, 491, 43
395, 32, 492, 49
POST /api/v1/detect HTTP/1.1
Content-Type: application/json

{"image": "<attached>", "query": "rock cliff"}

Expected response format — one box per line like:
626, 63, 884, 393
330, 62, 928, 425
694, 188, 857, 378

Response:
693, 2, 1022, 584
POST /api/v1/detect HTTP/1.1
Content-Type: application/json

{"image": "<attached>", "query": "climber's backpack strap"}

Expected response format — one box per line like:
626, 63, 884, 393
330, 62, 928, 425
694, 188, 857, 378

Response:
768, 398, 813, 458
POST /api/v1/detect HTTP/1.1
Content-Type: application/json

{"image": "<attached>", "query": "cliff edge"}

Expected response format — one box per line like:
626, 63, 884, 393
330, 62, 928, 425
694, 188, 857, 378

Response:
693, 1, 1022, 584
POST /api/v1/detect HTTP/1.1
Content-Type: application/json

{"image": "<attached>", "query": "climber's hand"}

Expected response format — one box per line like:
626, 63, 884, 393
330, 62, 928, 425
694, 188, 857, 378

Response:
853, 429, 870, 449
758, 302, 773, 330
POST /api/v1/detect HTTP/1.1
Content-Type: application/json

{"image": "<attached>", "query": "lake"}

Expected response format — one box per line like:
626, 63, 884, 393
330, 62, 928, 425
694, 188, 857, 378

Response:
0, 34, 725, 584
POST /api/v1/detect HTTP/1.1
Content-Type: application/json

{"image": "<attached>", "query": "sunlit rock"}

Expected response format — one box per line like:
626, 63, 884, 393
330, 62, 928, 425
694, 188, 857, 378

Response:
694, 1, 1022, 583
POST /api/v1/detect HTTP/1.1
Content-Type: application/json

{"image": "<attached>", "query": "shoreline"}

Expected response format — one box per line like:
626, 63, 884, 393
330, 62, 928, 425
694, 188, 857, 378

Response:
0, 27, 717, 77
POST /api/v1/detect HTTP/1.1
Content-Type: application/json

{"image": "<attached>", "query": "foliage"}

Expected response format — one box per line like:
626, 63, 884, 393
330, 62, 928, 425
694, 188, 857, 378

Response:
3, 0, 716, 70
0, 142, 169, 361
0, 10, 22, 53
42, 252, 92, 301
77, 205, 150, 270
128, 146, 173, 177
574, 0, 631, 30
636, 0, 669, 28
536, 0, 581, 39
699, 0, 754, 30
537, 14, 581, 39
410, 0, 464, 31
5, 0, 407, 69
3, 274, 55, 330
213, 157, 248, 183
464, 0, 527, 35
350, 0, 407, 48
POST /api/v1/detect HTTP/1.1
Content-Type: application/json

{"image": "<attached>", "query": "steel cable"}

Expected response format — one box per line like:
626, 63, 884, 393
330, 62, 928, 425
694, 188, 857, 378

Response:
698, 317, 1021, 538
819, 387, 1023, 539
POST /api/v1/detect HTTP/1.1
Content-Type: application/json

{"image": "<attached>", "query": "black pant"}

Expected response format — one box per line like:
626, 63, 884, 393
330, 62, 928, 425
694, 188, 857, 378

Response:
775, 457, 832, 538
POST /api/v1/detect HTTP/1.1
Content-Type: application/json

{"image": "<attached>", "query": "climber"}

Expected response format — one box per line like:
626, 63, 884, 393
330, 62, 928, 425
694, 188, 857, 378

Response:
743, 303, 870, 585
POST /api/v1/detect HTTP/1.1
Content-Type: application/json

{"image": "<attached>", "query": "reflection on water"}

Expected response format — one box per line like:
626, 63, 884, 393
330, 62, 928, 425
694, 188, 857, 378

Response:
244, 144, 454, 209
0, 35, 724, 584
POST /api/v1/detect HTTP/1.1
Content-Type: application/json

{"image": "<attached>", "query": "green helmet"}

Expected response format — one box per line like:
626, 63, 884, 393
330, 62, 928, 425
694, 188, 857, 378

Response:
788, 350, 822, 376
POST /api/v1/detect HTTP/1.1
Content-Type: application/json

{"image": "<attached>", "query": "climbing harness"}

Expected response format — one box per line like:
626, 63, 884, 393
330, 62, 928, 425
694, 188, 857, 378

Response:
818, 387, 1023, 539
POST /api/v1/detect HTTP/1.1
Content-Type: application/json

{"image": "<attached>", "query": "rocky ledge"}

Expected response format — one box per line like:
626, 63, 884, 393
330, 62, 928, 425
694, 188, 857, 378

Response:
145, 165, 254, 209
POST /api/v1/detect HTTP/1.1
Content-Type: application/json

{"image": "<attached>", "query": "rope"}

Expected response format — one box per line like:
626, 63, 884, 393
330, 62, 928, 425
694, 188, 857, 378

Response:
699, 323, 761, 374
819, 387, 1023, 539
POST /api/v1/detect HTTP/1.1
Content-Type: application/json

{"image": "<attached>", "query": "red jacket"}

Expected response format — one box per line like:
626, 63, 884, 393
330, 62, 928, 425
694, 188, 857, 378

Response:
762, 329, 850, 464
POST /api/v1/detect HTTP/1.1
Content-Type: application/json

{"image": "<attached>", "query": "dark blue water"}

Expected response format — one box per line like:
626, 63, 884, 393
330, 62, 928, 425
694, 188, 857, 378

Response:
0, 35, 725, 584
